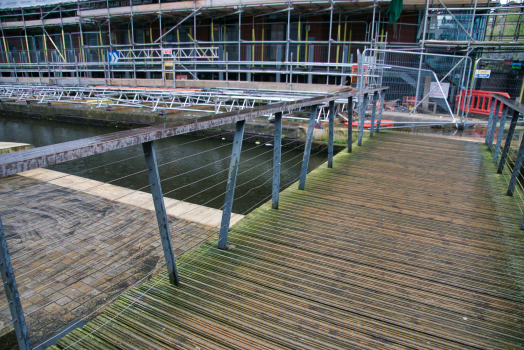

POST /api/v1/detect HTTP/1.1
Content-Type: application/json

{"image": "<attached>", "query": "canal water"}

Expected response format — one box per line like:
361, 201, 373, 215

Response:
0, 115, 328, 214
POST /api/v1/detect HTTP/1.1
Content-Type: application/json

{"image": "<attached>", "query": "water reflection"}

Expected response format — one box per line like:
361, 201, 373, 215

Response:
0, 116, 327, 214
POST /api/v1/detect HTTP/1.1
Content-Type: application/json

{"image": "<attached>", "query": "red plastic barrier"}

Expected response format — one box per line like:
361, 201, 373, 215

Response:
455, 90, 510, 116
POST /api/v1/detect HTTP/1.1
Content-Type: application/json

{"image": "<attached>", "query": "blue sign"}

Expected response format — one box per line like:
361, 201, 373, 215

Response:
474, 69, 491, 78
108, 50, 119, 65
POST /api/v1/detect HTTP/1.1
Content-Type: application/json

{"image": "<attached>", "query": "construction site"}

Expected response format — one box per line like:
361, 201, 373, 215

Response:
0, 0, 521, 127
1, 0, 524, 349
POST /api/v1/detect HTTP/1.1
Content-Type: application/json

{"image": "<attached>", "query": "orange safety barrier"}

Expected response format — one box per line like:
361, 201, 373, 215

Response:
455, 89, 510, 116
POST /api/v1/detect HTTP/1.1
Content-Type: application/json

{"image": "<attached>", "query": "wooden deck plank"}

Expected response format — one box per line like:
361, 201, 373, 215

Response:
51, 132, 524, 350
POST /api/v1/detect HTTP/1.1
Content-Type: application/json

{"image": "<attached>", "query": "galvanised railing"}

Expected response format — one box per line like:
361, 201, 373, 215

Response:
486, 93, 524, 229
0, 86, 386, 349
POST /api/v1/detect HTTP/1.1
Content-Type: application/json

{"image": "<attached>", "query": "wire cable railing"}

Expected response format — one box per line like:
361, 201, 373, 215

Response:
0, 90, 362, 349
49, 144, 331, 350
485, 93, 524, 228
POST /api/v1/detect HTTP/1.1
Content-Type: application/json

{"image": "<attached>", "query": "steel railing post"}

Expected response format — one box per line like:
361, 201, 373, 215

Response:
498, 109, 519, 174
485, 99, 497, 144
0, 216, 32, 350
328, 100, 335, 168
370, 91, 378, 137
299, 105, 318, 190
488, 100, 500, 150
272, 112, 283, 209
493, 106, 509, 163
347, 96, 353, 153
218, 120, 245, 250
358, 93, 369, 146
142, 141, 180, 286
377, 92, 385, 132
507, 131, 524, 196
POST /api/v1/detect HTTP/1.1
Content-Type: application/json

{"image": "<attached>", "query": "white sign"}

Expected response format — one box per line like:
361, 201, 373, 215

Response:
429, 82, 450, 99
108, 51, 119, 65
163, 49, 172, 55
474, 69, 491, 78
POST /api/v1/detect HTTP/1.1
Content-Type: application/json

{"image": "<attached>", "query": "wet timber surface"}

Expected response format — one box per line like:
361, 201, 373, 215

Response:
49, 132, 524, 350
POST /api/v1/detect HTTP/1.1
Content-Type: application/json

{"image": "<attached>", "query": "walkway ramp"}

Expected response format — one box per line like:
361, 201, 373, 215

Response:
50, 133, 524, 350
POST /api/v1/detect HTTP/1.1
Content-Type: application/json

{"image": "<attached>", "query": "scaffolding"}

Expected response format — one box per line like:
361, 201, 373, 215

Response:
0, 0, 523, 107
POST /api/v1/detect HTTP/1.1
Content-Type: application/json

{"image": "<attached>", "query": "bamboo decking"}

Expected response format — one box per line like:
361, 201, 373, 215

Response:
49, 132, 524, 350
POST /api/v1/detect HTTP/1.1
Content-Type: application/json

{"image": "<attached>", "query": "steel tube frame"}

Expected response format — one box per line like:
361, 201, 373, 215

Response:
299, 105, 318, 190
347, 95, 353, 152
493, 106, 509, 163
376, 92, 384, 132
328, 100, 335, 168
358, 92, 369, 146
488, 101, 500, 150
369, 91, 377, 136
218, 120, 245, 250
0, 215, 32, 350
142, 141, 179, 286
507, 132, 524, 196
485, 99, 497, 145
272, 111, 283, 209
498, 109, 520, 174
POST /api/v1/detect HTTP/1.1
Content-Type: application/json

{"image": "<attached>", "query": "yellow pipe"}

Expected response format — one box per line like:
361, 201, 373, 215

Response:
305, 25, 308, 65
261, 21, 264, 66
297, 19, 300, 67
187, 32, 211, 61
99, 29, 103, 62
43, 32, 48, 62
177, 27, 180, 43
79, 31, 85, 63
252, 27, 255, 67
45, 31, 66, 61
211, 20, 214, 61
24, 33, 31, 63
150, 23, 153, 43
2, 36, 9, 64
336, 23, 340, 66
128, 28, 131, 46
61, 28, 67, 62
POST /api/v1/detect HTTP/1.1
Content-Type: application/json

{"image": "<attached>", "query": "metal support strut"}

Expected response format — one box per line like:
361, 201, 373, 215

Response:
485, 99, 497, 145
358, 93, 369, 146
272, 112, 283, 209
498, 110, 519, 174
507, 129, 524, 197
377, 92, 384, 132
143, 141, 180, 286
328, 100, 335, 168
370, 91, 378, 137
488, 100, 499, 150
0, 216, 32, 350
299, 105, 318, 190
493, 106, 509, 163
347, 96, 353, 152
218, 120, 246, 249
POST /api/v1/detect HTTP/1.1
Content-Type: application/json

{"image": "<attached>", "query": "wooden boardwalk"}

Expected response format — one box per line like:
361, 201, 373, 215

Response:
50, 132, 524, 350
